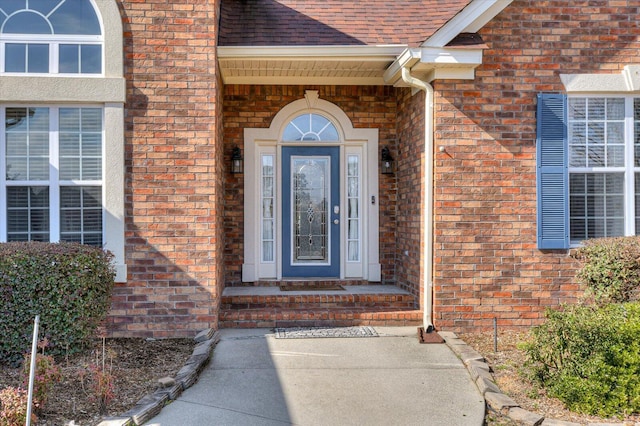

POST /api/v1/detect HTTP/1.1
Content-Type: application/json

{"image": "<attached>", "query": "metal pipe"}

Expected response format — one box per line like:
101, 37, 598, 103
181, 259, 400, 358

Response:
26, 315, 40, 426
400, 67, 435, 332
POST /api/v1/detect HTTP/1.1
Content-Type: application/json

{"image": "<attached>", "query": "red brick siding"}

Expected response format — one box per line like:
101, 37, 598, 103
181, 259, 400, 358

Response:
432, 0, 640, 331
222, 85, 398, 285
395, 88, 425, 301
108, 0, 224, 338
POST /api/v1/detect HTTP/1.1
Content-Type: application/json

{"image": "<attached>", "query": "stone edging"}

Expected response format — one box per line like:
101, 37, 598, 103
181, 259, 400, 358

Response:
95, 328, 220, 426
440, 331, 639, 426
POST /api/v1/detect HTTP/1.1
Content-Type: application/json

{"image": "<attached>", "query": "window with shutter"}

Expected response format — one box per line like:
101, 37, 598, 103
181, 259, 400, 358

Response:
537, 93, 640, 249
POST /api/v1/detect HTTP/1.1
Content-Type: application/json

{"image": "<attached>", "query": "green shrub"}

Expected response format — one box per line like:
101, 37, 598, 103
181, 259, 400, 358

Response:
0, 242, 115, 365
572, 236, 640, 304
524, 302, 640, 417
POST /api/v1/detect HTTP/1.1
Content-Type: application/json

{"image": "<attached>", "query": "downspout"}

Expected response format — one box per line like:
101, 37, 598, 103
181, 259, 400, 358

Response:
400, 67, 435, 332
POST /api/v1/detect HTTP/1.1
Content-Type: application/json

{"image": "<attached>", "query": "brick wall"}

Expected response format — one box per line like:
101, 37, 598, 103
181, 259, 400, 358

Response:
431, 0, 640, 330
105, 0, 640, 336
395, 88, 425, 301
222, 85, 398, 285
108, 0, 224, 338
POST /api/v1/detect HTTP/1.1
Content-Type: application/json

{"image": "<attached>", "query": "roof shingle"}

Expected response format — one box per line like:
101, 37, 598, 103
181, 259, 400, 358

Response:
219, 0, 472, 47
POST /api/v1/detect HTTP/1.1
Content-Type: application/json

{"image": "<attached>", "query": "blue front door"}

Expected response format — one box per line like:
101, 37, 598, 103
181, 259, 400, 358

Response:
282, 146, 340, 277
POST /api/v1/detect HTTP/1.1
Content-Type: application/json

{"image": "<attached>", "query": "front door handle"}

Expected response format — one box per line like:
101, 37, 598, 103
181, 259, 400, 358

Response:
333, 219, 339, 225
333, 205, 340, 214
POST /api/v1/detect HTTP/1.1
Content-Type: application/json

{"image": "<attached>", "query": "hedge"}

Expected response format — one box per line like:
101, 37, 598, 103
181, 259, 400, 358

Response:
0, 242, 114, 365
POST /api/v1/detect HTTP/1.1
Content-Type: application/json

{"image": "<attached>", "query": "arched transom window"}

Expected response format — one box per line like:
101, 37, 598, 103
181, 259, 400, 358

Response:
0, 0, 102, 74
283, 113, 339, 142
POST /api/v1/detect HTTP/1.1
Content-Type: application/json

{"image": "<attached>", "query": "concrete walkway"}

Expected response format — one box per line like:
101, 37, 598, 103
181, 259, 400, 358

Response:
145, 327, 485, 426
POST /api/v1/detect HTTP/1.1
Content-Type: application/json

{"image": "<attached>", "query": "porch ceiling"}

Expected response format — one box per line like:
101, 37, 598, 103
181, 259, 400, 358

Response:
217, 45, 484, 86
217, 46, 403, 86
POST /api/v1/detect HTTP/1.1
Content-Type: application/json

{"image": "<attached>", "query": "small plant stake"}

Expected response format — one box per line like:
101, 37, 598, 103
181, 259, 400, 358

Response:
26, 315, 40, 426
493, 317, 498, 353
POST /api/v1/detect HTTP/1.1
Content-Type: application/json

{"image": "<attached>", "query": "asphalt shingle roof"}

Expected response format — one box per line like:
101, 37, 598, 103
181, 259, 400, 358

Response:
219, 0, 472, 47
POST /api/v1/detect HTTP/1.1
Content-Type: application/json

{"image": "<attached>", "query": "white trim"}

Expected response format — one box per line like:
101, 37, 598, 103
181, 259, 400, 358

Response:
218, 45, 407, 59
561, 65, 640, 94
566, 95, 638, 244
383, 47, 483, 86
243, 91, 380, 281
0, 107, 5, 241
423, 0, 514, 47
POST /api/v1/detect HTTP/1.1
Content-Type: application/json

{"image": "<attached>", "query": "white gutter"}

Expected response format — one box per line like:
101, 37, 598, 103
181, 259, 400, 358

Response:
400, 66, 435, 332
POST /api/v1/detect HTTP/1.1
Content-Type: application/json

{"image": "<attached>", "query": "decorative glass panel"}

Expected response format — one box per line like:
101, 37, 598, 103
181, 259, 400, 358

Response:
569, 98, 625, 168
261, 155, 275, 263
7, 186, 49, 241
60, 186, 102, 245
283, 114, 339, 142
59, 108, 102, 180
5, 107, 49, 181
569, 173, 624, 244
347, 155, 360, 261
293, 157, 328, 262
635, 99, 640, 166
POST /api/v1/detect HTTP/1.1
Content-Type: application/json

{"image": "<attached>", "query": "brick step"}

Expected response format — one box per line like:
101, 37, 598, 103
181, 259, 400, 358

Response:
219, 308, 424, 329
229, 279, 371, 287
219, 285, 422, 328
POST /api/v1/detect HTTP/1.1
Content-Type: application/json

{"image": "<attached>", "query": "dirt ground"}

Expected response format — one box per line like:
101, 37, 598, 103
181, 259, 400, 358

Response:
460, 330, 640, 426
0, 338, 194, 425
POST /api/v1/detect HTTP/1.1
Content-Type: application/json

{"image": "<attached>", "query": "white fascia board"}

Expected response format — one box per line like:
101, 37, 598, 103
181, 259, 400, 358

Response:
217, 45, 407, 61
383, 47, 482, 85
382, 48, 422, 84
419, 47, 483, 66
423, 0, 514, 47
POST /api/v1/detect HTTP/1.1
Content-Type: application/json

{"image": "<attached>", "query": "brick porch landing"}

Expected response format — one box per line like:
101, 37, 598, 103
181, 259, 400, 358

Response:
219, 285, 423, 328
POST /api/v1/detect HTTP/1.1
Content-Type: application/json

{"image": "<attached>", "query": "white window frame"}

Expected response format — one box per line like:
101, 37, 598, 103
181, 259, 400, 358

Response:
0, 105, 105, 243
567, 95, 639, 245
0, 35, 103, 76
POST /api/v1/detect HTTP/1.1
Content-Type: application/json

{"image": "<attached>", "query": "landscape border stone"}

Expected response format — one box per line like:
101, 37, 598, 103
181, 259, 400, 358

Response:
95, 328, 220, 426
439, 331, 640, 426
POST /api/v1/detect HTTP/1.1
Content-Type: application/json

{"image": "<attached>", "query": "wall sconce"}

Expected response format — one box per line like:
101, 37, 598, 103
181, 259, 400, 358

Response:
231, 146, 243, 174
381, 146, 394, 174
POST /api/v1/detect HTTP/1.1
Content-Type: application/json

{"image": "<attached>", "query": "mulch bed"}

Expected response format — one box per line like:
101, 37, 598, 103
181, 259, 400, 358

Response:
0, 338, 194, 425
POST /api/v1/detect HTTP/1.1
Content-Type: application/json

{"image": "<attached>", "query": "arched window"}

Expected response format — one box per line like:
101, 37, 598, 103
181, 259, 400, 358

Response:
283, 113, 339, 142
0, 0, 102, 74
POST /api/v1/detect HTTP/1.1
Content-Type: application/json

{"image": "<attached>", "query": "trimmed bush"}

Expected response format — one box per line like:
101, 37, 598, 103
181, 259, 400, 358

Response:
0, 242, 114, 365
524, 302, 640, 417
572, 236, 640, 304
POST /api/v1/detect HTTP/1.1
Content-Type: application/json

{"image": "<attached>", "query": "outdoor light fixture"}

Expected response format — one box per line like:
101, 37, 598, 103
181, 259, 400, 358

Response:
231, 146, 243, 174
381, 146, 394, 174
